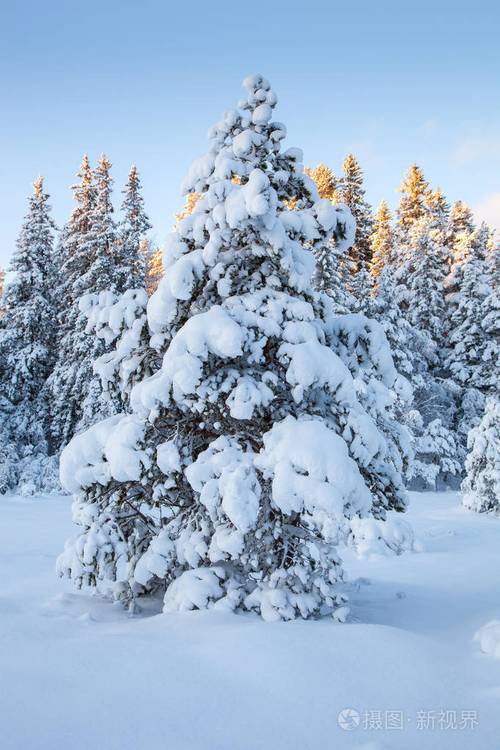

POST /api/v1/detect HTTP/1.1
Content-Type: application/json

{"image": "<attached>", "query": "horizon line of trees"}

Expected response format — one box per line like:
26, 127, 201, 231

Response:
0, 151, 497, 497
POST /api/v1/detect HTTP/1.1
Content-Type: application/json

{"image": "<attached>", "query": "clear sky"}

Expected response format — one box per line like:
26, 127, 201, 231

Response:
1, 0, 499, 267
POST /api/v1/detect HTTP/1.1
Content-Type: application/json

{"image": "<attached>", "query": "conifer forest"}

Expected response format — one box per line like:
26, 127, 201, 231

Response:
0, 4, 499, 749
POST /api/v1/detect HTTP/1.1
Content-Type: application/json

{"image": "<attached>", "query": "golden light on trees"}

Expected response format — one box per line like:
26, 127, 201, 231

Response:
304, 164, 338, 202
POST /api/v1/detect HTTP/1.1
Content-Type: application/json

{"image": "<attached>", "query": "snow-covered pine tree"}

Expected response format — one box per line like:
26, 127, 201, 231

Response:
368, 264, 462, 487
307, 164, 353, 308
116, 165, 152, 291
362, 267, 428, 483
0, 177, 58, 490
350, 263, 374, 311
369, 200, 394, 282
58, 75, 407, 622
408, 414, 461, 490
448, 200, 475, 250
427, 187, 450, 223
47, 155, 120, 450
445, 252, 492, 391
394, 204, 448, 354
367, 266, 434, 389
325, 310, 412, 504
313, 235, 354, 313
46, 156, 95, 449
397, 164, 430, 235
337, 154, 373, 271
75, 154, 117, 295
462, 397, 500, 514
440, 221, 496, 460
445, 221, 488, 311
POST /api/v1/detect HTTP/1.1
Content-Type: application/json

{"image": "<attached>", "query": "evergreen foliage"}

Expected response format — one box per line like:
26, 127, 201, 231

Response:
337, 154, 373, 270
304, 164, 337, 201
46, 156, 120, 449
57, 75, 407, 621
369, 200, 394, 281
462, 398, 500, 514
117, 165, 152, 291
397, 164, 430, 234
0, 177, 59, 489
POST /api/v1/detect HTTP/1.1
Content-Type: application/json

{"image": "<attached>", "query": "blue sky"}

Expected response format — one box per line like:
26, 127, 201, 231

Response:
1, 0, 499, 266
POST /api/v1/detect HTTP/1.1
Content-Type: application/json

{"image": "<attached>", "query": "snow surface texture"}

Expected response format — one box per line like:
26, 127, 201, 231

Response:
2, 491, 500, 749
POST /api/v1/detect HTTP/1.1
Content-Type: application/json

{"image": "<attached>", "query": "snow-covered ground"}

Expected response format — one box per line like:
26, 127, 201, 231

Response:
1, 491, 499, 750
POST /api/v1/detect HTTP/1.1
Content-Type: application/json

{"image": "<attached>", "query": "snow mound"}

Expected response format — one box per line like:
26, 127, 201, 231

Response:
349, 514, 417, 557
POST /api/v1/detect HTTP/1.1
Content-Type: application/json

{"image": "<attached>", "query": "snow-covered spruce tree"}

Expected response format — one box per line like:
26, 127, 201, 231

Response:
0, 177, 59, 490
324, 310, 412, 506
408, 414, 461, 490
350, 263, 374, 311
369, 200, 394, 282
116, 165, 152, 291
444, 222, 496, 443
367, 267, 426, 384
77, 154, 117, 294
448, 200, 475, 251
367, 266, 462, 487
312, 197, 355, 313
396, 164, 430, 237
47, 155, 121, 450
58, 75, 407, 621
46, 156, 96, 449
445, 253, 492, 391
394, 212, 448, 355
337, 154, 373, 271
79, 286, 158, 413
462, 398, 499, 514
308, 163, 354, 309
313, 236, 354, 313
445, 221, 488, 315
